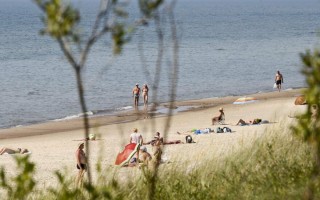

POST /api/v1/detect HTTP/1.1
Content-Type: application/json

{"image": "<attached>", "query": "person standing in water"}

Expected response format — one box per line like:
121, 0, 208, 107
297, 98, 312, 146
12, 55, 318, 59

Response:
132, 83, 141, 109
275, 70, 284, 92
142, 84, 149, 109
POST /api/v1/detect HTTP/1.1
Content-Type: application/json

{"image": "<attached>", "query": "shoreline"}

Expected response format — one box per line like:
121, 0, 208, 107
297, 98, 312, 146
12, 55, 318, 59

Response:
0, 88, 305, 140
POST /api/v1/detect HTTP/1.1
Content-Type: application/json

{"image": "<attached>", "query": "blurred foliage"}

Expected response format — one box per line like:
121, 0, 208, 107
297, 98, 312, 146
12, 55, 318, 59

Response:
0, 155, 36, 200
35, 0, 80, 41
139, 0, 163, 18
292, 49, 320, 198
294, 50, 320, 141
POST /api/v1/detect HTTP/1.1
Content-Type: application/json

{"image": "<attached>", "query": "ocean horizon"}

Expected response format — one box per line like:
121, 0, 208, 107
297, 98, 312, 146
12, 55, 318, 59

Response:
1, 0, 319, 129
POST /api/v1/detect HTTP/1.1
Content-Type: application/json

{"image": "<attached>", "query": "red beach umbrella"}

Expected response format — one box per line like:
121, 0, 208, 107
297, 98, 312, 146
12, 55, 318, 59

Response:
233, 96, 257, 105
115, 143, 140, 166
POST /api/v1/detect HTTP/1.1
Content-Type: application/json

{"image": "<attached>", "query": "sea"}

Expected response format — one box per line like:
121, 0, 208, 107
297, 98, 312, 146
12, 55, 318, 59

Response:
1, 0, 320, 129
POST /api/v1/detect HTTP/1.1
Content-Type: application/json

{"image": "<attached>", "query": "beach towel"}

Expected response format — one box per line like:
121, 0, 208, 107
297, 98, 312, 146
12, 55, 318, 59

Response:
115, 143, 140, 167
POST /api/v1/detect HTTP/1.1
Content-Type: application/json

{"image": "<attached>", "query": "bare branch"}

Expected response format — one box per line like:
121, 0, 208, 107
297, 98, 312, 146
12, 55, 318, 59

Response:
57, 38, 79, 69
79, 0, 112, 68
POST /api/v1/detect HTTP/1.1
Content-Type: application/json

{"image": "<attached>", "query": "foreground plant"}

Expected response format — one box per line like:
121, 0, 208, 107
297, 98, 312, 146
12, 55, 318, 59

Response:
0, 155, 36, 200
293, 48, 320, 199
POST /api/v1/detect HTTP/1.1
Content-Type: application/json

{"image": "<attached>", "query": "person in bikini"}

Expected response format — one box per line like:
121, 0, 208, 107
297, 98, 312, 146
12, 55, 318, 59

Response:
0, 147, 29, 155
275, 70, 284, 92
212, 108, 225, 125
142, 84, 149, 109
132, 83, 141, 109
75, 142, 87, 187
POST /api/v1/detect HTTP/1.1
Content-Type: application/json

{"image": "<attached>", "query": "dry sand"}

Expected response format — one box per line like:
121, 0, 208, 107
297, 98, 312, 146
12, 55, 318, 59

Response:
0, 89, 307, 188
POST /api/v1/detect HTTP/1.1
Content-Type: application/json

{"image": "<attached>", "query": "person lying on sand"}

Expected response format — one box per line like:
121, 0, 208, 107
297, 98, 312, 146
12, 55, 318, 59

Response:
0, 147, 29, 155
236, 118, 262, 126
144, 132, 163, 146
177, 127, 212, 135
144, 132, 183, 145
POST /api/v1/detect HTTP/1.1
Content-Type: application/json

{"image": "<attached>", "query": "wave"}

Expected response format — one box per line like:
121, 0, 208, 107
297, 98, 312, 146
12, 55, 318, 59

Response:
115, 106, 133, 111
53, 111, 94, 122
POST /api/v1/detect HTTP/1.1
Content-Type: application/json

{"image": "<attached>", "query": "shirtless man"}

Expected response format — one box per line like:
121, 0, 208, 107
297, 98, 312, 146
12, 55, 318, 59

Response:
275, 71, 284, 92
142, 84, 149, 109
132, 83, 140, 108
75, 142, 87, 187
139, 146, 152, 166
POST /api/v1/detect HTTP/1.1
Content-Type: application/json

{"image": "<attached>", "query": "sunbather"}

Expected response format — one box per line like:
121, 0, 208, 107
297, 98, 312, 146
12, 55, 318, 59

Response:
0, 147, 29, 155
212, 108, 225, 125
145, 132, 183, 146
144, 132, 163, 146
236, 118, 262, 126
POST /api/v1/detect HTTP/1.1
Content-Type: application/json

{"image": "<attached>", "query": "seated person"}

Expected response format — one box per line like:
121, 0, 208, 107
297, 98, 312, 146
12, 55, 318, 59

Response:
139, 146, 152, 165
128, 146, 152, 167
0, 147, 29, 155
144, 132, 164, 146
212, 108, 225, 125
236, 118, 262, 126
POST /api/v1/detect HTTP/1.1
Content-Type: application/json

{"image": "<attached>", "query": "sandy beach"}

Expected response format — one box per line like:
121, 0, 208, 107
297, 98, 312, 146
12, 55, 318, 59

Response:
0, 89, 307, 188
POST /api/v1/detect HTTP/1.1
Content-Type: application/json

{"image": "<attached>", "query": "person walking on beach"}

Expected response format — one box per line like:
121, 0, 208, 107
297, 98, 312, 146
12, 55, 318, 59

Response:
275, 71, 284, 92
132, 83, 141, 109
75, 142, 87, 187
142, 84, 149, 109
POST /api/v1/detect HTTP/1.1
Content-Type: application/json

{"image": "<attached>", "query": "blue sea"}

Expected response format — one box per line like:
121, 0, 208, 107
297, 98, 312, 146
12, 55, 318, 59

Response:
1, 0, 319, 129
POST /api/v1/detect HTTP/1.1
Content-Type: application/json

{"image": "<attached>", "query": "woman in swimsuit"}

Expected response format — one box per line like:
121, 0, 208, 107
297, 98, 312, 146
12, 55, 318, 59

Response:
142, 84, 149, 109
0, 147, 29, 155
212, 108, 225, 125
75, 142, 87, 187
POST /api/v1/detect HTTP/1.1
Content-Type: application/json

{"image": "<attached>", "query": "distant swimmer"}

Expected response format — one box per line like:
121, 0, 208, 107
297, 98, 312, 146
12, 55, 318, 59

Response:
142, 84, 149, 109
275, 70, 284, 92
132, 83, 141, 109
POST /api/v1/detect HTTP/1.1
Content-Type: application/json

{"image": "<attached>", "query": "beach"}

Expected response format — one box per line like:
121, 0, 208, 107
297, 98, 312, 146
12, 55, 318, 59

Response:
0, 88, 307, 188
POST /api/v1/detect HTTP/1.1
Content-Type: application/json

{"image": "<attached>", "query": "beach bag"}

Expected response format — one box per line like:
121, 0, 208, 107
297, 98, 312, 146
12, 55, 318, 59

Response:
186, 135, 193, 143
253, 118, 262, 124
216, 127, 224, 133
204, 128, 212, 133
273, 83, 277, 89
223, 127, 232, 133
